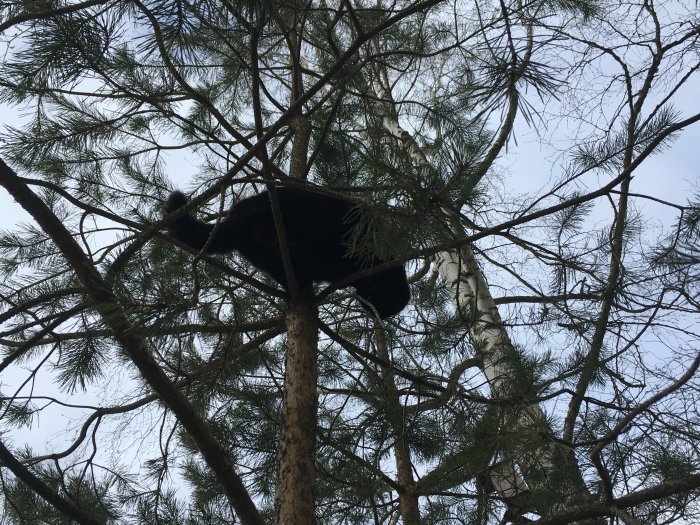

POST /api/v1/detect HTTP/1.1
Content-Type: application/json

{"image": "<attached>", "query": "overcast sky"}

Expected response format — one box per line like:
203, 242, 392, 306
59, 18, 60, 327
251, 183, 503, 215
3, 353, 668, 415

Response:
0, 52, 698, 464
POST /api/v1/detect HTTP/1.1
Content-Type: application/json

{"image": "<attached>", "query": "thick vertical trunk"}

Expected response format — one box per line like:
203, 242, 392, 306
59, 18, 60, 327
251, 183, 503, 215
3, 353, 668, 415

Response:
394, 440, 421, 525
289, 115, 311, 181
274, 13, 318, 522
275, 299, 319, 525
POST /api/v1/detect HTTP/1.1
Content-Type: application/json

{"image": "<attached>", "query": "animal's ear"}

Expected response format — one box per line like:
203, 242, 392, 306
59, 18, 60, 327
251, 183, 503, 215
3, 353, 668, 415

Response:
165, 191, 188, 213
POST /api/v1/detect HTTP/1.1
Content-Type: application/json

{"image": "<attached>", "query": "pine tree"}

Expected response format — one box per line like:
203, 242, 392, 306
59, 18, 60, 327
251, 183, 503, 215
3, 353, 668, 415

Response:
0, 1, 699, 524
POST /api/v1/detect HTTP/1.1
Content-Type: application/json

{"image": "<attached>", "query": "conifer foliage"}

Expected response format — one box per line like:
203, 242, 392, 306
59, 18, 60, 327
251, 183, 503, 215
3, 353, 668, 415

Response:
0, 1, 699, 524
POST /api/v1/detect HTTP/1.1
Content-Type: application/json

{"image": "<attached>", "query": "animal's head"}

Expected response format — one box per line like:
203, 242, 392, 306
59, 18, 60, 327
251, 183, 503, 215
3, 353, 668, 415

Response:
165, 191, 189, 214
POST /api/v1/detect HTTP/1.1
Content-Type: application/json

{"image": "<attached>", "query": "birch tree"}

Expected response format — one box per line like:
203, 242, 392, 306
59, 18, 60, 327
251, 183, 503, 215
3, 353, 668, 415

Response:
0, 1, 699, 524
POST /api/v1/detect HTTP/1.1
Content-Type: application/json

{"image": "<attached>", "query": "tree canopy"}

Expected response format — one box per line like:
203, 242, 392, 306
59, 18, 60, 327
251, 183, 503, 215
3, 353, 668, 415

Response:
0, 0, 699, 524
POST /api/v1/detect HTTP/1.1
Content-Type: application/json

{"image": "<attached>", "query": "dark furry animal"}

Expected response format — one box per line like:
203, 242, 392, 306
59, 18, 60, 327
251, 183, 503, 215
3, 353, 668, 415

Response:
164, 186, 410, 318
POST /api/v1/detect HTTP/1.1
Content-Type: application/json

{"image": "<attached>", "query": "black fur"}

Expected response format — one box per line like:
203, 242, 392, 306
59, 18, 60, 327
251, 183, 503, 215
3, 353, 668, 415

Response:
164, 186, 410, 318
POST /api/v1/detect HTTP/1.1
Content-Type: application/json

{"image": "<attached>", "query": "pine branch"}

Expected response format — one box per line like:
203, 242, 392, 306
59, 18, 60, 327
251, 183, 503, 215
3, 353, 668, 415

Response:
0, 439, 104, 525
0, 157, 265, 525
532, 473, 700, 525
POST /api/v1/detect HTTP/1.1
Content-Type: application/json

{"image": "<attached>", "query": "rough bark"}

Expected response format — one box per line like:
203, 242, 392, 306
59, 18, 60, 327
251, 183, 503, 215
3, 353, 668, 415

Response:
273, 16, 320, 523
275, 298, 319, 525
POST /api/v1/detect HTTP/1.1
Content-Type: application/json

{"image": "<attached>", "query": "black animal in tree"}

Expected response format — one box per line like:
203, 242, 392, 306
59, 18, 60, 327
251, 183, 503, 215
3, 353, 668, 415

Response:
165, 186, 410, 318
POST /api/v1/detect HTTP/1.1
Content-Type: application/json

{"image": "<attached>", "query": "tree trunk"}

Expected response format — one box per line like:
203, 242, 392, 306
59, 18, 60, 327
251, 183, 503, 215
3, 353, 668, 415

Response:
434, 247, 590, 503
274, 13, 319, 522
375, 326, 422, 525
275, 298, 319, 525
375, 88, 599, 519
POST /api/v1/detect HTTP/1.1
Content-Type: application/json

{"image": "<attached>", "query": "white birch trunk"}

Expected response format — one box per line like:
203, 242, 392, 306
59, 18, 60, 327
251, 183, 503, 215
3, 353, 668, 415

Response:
433, 246, 541, 496
372, 80, 527, 494
379, 108, 602, 518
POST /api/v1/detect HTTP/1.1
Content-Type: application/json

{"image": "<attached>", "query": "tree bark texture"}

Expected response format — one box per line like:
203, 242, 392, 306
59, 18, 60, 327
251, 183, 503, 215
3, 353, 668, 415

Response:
275, 298, 319, 525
